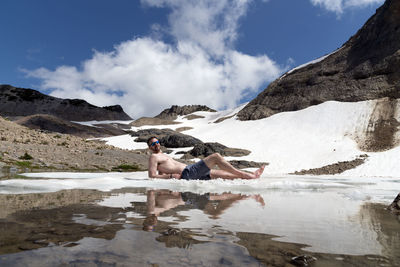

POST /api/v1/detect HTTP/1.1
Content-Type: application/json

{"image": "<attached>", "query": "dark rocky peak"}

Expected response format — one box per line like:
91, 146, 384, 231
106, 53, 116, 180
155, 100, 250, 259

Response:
155, 105, 216, 120
237, 0, 400, 120
103, 105, 125, 113
347, 0, 400, 67
0, 84, 132, 121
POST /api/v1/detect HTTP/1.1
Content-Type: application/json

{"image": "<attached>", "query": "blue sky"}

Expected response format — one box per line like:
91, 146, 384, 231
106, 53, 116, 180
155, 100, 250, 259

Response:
0, 0, 384, 117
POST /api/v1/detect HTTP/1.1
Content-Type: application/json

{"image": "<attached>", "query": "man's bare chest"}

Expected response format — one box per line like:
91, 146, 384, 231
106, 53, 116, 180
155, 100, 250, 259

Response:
156, 155, 174, 165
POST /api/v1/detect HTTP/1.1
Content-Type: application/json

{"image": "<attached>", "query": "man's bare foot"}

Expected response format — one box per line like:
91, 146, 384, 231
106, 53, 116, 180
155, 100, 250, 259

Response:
254, 165, 265, 178
241, 165, 265, 179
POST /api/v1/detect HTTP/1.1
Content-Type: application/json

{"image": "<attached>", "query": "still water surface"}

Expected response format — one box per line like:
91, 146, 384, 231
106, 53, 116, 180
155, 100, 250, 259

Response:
0, 183, 399, 266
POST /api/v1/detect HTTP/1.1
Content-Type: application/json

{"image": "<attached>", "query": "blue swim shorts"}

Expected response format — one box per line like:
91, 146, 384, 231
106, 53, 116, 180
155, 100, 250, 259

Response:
181, 160, 211, 180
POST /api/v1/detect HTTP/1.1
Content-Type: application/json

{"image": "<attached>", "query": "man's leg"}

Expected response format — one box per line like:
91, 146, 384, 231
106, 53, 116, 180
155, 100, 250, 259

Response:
203, 153, 264, 179
210, 169, 244, 179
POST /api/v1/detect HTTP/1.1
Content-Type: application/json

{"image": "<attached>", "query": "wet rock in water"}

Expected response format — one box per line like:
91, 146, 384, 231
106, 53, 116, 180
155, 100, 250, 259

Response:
388, 193, 400, 214
290, 255, 317, 266
162, 228, 180, 236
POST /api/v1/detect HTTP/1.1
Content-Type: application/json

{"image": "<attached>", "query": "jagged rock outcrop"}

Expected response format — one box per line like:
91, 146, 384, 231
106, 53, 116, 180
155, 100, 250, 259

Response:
237, 0, 400, 120
16, 114, 127, 138
0, 85, 132, 121
155, 105, 216, 120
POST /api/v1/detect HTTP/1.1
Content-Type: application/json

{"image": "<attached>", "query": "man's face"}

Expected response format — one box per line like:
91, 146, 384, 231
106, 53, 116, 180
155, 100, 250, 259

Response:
148, 138, 161, 153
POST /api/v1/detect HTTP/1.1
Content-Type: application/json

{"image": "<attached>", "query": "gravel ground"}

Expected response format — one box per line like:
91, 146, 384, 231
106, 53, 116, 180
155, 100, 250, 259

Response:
0, 116, 148, 172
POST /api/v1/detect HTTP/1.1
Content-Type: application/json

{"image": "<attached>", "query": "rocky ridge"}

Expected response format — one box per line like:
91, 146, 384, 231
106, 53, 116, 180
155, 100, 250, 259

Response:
0, 84, 132, 121
155, 105, 216, 120
237, 0, 400, 121
16, 114, 128, 138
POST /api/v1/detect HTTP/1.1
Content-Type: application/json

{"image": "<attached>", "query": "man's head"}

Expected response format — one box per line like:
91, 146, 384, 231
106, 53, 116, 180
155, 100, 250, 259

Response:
143, 214, 158, 231
147, 136, 161, 153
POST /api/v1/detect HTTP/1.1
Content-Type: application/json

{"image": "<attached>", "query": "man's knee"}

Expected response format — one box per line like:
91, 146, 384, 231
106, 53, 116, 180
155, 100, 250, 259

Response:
211, 153, 223, 161
211, 152, 222, 158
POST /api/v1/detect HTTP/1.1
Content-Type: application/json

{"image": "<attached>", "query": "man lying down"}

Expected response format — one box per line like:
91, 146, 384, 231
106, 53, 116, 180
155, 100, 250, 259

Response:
147, 136, 265, 180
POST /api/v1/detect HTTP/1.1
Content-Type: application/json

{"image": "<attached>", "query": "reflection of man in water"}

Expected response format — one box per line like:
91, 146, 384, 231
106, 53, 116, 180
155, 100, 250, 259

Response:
147, 137, 265, 180
143, 190, 265, 231
143, 190, 184, 231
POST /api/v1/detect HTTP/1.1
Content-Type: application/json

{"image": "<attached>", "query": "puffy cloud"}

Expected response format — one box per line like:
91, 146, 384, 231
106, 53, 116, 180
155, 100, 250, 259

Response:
26, 0, 284, 118
310, 0, 384, 15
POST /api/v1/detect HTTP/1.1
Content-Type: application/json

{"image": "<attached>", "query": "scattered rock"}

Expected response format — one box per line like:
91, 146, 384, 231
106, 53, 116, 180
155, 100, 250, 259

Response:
292, 155, 368, 175
213, 114, 236, 123
130, 117, 181, 127
175, 127, 193, 132
184, 114, 204, 120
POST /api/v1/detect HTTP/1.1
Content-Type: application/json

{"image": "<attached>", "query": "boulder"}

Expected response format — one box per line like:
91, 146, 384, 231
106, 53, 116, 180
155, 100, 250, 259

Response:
130, 128, 203, 148
187, 142, 250, 158
160, 134, 202, 148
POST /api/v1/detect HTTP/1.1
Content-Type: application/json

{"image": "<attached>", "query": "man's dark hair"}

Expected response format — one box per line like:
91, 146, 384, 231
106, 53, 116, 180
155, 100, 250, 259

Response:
147, 136, 158, 146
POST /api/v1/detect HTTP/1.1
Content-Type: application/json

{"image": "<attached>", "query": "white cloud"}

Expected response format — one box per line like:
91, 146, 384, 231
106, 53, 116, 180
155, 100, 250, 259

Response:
310, 0, 384, 15
26, 0, 285, 118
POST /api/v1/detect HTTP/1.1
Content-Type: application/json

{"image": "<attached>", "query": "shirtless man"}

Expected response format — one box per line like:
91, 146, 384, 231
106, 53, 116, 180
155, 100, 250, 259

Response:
147, 136, 265, 180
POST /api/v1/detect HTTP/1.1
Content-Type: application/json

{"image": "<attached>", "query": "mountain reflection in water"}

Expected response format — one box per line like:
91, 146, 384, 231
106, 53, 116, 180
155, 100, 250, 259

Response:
0, 188, 399, 266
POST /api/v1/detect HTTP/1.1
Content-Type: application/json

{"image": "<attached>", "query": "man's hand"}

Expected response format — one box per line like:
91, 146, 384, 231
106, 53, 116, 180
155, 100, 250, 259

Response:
171, 173, 181, 179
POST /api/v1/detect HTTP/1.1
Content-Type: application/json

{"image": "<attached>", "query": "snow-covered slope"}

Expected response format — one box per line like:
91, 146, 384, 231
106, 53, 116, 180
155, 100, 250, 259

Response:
103, 98, 400, 177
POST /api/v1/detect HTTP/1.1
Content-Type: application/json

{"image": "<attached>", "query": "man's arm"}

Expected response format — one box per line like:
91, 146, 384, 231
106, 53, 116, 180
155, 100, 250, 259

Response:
148, 155, 174, 179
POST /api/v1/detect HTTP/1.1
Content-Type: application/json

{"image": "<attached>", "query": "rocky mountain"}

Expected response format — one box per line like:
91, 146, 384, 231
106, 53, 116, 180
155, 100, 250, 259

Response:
237, 0, 400, 120
155, 105, 216, 120
16, 114, 128, 138
0, 84, 132, 121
